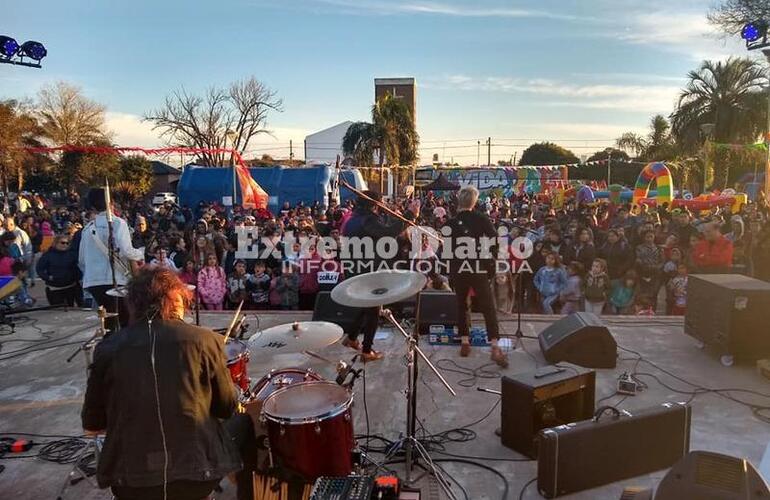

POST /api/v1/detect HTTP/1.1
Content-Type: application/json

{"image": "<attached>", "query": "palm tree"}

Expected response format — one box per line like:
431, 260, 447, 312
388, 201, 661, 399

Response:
342, 94, 419, 191
670, 57, 767, 187
615, 132, 645, 158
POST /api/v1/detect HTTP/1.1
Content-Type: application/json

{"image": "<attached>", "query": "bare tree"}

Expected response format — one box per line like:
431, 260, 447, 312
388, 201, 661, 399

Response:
708, 0, 770, 35
145, 77, 283, 166
36, 81, 108, 145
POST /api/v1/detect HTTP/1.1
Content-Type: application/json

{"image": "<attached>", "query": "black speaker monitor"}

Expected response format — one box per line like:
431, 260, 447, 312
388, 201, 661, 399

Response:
538, 312, 617, 369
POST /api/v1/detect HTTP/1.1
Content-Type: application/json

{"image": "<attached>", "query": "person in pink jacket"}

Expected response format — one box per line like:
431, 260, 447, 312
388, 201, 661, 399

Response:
197, 253, 226, 310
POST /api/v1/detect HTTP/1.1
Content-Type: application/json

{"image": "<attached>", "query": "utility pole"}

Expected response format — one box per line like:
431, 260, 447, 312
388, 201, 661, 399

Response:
487, 137, 491, 166
477, 140, 481, 166
290, 140, 294, 161
607, 151, 612, 185
513, 152, 517, 166
304, 139, 308, 162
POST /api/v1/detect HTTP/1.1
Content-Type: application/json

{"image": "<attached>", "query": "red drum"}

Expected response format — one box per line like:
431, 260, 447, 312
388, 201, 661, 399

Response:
262, 381, 354, 480
251, 368, 322, 402
224, 338, 250, 392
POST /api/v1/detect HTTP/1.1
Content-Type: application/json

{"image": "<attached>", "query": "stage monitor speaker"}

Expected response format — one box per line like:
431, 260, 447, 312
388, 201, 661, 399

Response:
655, 450, 770, 500
685, 274, 770, 362
313, 291, 361, 336
416, 291, 457, 336
538, 312, 617, 369
537, 402, 691, 499
501, 363, 595, 458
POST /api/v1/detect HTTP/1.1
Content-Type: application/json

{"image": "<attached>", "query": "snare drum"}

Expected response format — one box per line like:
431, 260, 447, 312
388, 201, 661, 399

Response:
225, 338, 250, 392
262, 381, 354, 480
251, 368, 322, 401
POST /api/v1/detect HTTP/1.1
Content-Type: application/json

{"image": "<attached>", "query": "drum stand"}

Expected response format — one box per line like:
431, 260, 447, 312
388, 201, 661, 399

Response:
58, 308, 108, 500
379, 308, 458, 500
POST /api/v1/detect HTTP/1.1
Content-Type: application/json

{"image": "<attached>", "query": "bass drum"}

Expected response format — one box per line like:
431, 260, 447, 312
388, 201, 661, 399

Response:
262, 381, 354, 480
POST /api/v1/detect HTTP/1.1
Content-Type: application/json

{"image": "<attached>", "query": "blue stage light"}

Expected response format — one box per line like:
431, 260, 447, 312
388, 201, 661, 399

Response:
0, 36, 19, 58
19, 41, 46, 60
741, 22, 766, 43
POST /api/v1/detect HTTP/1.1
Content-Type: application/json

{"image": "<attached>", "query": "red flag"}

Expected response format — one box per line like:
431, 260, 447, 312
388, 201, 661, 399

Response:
235, 164, 268, 209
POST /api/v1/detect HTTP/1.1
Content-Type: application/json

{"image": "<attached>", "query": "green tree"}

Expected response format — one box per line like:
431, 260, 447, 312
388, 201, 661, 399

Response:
708, 0, 770, 35
59, 140, 120, 191
518, 142, 578, 166
670, 57, 767, 188
343, 94, 419, 168
615, 133, 646, 158
0, 100, 48, 192
117, 156, 154, 195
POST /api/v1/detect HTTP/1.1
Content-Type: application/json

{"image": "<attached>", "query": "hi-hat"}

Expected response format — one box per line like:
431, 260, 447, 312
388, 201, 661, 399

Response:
331, 270, 426, 308
248, 321, 344, 358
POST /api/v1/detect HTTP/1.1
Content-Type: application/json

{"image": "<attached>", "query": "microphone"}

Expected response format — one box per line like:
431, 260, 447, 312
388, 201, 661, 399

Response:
335, 354, 359, 386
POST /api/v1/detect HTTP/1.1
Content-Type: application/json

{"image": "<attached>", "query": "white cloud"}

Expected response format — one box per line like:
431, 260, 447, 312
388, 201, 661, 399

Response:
105, 112, 164, 147
312, 0, 597, 22
615, 10, 746, 60
426, 75, 681, 113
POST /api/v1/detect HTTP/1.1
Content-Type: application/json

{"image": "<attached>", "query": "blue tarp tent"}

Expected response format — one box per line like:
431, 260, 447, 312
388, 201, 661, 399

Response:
177, 165, 334, 213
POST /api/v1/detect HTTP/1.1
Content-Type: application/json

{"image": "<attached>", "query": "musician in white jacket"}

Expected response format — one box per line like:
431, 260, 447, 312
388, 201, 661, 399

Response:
78, 188, 144, 330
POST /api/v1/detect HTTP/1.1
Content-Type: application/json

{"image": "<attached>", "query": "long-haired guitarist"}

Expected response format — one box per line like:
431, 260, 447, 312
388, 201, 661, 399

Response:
78, 188, 144, 330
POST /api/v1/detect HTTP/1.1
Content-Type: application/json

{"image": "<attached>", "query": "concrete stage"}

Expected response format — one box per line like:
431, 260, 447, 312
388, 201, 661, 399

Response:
0, 308, 769, 500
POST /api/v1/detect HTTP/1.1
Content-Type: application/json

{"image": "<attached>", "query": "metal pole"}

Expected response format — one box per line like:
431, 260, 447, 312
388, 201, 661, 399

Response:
764, 50, 770, 201
607, 152, 612, 185
487, 137, 491, 166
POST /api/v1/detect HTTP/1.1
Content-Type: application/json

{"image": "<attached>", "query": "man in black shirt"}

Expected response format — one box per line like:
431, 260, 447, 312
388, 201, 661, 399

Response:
446, 185, 507, 367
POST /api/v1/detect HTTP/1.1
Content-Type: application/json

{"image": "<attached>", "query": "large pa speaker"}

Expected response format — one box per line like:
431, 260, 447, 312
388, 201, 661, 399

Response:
312, 291, 361, 336
538, 312, 617, 369
416, 291, 457, 336
655, 450, 770, 500
685, 274, 770, 362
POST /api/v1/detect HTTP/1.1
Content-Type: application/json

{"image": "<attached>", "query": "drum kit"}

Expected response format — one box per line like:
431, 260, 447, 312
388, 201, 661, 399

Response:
92, 270, 458, 498
222, 270, 458, 499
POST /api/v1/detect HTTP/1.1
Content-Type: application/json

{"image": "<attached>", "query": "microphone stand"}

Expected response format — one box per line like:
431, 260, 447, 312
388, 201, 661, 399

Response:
104, 179, 120, 331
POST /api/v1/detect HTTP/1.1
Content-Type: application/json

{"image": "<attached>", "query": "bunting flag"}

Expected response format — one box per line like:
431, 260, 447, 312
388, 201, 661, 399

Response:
14, 145, 270, 209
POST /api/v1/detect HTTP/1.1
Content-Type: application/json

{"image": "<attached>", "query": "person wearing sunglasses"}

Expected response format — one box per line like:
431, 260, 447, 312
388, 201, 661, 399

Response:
36, 234, 83, 307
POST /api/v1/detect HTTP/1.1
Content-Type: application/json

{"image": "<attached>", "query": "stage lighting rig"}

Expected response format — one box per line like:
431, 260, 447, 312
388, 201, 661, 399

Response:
742, 20, 769, 51
0, 35, 47, 68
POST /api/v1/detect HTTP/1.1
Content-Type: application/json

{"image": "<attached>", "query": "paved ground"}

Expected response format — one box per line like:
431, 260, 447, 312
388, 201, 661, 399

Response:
0, 304, 768, 500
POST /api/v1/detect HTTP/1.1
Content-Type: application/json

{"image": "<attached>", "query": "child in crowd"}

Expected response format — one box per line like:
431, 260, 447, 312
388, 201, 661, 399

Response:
667, 262, 688, 315
610, 270, 637, 315
584, 258, 611, 315
251, 260, 271, 309
11, 261, 35, 307
270, 263, 299, 310
560, 261, 585, 314
635, 296, 656, 316
197, 253, 227, 310
533, 251, 567, 314
227, 259, 253, 308
178, 259, 197, 287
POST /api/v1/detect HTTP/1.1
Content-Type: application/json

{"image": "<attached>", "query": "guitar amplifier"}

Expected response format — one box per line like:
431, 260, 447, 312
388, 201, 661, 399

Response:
685, 274, 770, 361
416, 291, 457, 336
501, 363, 595, 458
537, 401, 691, 498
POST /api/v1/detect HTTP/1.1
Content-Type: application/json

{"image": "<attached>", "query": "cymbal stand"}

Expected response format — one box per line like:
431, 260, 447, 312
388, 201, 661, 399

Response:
58, 308, 108, 499
511, 271, 537, 351
379, 308, 458, 500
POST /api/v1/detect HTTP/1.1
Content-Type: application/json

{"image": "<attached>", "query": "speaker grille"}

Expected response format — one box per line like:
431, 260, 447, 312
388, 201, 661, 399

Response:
695, 453, 744, 492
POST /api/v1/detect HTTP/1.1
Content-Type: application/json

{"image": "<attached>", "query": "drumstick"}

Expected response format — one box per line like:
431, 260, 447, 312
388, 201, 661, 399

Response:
222, 300, 244, 344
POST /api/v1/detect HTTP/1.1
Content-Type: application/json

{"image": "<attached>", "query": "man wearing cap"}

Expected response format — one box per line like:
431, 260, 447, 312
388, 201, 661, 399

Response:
79, 188, 144, 330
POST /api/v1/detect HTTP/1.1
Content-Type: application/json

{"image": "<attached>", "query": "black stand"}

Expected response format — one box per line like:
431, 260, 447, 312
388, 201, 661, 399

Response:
511, 271, 537, 350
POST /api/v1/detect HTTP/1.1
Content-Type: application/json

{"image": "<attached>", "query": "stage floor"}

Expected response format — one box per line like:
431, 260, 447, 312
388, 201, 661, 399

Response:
0, 308, 768, 500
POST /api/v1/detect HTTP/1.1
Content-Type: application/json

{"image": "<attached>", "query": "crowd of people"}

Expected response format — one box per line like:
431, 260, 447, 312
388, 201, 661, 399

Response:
1, 186, 769, 317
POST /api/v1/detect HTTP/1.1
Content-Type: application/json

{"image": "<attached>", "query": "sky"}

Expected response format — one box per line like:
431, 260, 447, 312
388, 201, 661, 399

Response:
1, 0, 754, 164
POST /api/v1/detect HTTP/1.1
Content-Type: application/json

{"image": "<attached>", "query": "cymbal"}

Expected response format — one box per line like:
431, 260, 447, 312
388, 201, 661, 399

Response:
247, 321, 344, 358
331, 270, 426, 308
106, 286, 128, 298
